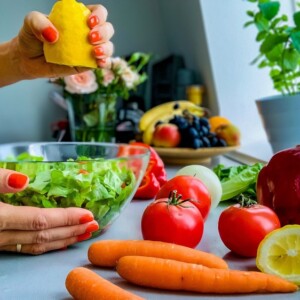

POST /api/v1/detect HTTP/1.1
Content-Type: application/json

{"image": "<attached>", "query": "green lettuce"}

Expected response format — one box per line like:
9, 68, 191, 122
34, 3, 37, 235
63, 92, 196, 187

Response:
213, 163, 265, 202
0, 153, 136, 229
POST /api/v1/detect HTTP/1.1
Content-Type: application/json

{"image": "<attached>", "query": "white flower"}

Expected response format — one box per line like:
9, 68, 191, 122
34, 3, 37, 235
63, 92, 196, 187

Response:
101, 69, 115, 87
121, 67, 140, 89
111, 57, 128, 73
64, 71, 98, 94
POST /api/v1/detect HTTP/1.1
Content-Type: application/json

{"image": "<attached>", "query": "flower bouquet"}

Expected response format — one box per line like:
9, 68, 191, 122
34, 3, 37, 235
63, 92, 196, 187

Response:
51, 52, 151, 142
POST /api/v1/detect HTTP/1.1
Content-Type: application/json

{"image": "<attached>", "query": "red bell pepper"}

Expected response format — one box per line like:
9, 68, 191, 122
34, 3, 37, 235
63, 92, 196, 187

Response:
134, 171, 160, 199
256, 145, 300, 225
131, 142, 167, 199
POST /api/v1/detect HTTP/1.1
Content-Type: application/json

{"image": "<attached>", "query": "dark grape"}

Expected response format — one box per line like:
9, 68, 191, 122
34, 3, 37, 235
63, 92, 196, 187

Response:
201, 136, 211, 147
216, 138, 227, 147
192, 138, 203, 149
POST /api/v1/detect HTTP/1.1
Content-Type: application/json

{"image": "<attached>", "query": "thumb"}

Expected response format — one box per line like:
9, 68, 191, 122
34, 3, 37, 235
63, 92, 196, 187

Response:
23, 11, 59, 43
0, 169, 29, 193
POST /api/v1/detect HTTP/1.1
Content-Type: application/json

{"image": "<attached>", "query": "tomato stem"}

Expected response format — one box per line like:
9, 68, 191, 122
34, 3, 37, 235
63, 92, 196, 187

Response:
238, 194, 257, 207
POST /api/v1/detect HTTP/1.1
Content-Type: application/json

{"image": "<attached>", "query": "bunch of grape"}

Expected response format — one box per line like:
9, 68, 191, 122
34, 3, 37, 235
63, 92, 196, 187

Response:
168, 111, 227, 149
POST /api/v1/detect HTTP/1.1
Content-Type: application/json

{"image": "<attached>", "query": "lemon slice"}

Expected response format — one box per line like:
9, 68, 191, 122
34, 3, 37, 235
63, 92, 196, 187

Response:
44, 0, 97, 68
256, 225, 300, 285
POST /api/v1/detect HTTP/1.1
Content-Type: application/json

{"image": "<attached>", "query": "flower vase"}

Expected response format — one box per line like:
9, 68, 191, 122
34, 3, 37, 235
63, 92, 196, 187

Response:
66, 93, 118, 142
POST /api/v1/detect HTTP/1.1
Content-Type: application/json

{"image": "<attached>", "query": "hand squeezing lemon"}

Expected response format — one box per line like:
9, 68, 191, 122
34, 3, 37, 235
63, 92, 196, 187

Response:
44, 0, 97, 68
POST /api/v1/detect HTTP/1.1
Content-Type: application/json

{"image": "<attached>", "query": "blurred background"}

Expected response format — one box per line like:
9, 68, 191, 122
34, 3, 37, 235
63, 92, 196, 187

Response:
0, 0, 297, 160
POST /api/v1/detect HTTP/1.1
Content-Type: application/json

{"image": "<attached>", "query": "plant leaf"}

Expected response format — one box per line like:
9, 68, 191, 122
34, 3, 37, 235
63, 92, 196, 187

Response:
291, 31, 300, 52
258, 1, 280, 21
283, 48, 300, 71
294, 11, 300, 28
260, 34, 287, 53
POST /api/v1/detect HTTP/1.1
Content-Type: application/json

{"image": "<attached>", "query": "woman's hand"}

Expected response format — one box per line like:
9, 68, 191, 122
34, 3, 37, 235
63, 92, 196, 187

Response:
0, 4, 114, 86
0, 168, 99, 255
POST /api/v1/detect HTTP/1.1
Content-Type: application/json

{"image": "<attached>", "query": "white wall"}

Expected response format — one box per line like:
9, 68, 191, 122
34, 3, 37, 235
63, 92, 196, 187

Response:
0, 0, 170, 143
198, 0, 295, 160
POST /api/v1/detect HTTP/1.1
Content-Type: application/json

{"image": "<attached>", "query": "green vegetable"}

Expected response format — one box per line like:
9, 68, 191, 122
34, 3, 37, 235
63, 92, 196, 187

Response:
0, 153, 136, 229
245, 0, 300, 95
213, 163, 265, 201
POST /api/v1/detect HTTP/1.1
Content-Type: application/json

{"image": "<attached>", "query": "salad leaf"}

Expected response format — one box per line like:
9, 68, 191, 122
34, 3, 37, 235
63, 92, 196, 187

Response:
213, 163, 265, 201
0, 153, 137, 229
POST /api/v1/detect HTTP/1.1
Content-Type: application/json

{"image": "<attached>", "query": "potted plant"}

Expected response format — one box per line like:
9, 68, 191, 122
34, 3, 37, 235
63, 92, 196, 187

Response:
245, 0, 300, 153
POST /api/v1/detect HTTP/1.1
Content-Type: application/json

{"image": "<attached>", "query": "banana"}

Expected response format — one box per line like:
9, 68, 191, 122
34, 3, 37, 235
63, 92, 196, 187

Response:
142, 107, 204, 145
139, 100, 204, 132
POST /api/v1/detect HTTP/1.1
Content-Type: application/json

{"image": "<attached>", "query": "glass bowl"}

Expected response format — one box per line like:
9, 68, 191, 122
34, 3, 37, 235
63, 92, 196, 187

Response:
0, 142, 150, 235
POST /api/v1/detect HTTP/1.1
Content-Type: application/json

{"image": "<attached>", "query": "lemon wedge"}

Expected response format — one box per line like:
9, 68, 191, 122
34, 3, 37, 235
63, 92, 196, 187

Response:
44, 0, 97, 68
256, 225, 300, 285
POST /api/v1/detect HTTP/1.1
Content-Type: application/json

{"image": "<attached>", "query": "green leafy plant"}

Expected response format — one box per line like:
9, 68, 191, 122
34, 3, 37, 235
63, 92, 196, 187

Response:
245, 0, 300, 95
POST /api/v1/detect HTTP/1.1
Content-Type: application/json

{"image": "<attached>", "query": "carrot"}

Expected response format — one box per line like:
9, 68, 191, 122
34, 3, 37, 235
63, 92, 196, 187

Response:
88, 239, 228, 269
65, 267, 145, 300
116, 256, 298, 294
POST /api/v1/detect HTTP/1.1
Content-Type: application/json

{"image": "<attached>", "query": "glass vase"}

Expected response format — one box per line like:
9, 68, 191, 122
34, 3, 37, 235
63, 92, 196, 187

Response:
66, 93, 118, 142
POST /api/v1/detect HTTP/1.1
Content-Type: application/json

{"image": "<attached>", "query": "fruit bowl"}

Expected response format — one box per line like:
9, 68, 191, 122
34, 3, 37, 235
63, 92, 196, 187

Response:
154, 146, 239, 165
0, 142, 150, 235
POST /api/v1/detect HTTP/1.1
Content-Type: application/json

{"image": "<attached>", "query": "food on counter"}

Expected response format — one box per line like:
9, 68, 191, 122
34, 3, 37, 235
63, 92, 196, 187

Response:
130, 142, 167, 199
44, 0, 97, 68
256, 225, 300, 285
65, 267, 144, 300
176, 165, 222, 209
155, 175, 211, 220
139, 101, 204, 146
208, 115, 232, 133
256, 145, 300, 225
215, 123, 241, 146
116, 256, 298, 294
0, 153, 136, 229
152, 123, 181, 147
88, 239, 228, 269
141, 191, 204, 248
139, 100, 204, 132
218, 201, 281, 257
213, 163, 264, 202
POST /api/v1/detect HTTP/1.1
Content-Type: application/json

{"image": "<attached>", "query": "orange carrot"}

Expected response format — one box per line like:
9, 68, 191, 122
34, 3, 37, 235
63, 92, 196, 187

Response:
116, 256, 298, 294
65, 267, 145, 300
88, 239, 228, 269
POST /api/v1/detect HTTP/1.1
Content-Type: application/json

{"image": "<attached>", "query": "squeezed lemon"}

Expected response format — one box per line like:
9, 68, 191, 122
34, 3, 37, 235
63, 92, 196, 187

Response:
44, 0, 97, 68
256, 225, 300, 285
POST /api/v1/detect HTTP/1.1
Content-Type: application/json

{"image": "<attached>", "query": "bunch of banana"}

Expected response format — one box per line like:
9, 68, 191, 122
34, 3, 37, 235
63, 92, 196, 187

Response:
139, 100, 205, 145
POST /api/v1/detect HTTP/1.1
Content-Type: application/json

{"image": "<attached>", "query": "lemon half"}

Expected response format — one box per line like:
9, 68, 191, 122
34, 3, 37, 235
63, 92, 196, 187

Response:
256, 225, 300, 285
44, 0, 97, 68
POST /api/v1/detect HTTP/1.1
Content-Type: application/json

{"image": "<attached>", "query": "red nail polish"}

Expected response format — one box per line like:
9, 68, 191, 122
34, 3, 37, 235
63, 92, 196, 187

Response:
89, 31, 102, 43
85, 223, 99, 233
8, 173, 28, 189
94, 46, 104, 57
79, 214, 94, 224
88, 16, 99, 29
77, 232, 92, 242
42, 26, 58, 43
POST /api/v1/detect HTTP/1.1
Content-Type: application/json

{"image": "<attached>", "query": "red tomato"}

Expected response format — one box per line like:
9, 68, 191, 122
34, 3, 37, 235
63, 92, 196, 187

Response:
141, 191, 204, 248
218, 203, 281, 257
155, 175, 211, 220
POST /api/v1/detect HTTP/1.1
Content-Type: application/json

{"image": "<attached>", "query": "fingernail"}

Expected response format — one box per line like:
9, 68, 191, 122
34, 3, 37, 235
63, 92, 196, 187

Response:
79, 214, 94, 224
77, 232, 92, 242
8, 173, 28, 189
85, 223, 99, 233
42, 26, 58, 43
89, 31, 102, 43
94, 46, 104, 57
88, 15, 99, 29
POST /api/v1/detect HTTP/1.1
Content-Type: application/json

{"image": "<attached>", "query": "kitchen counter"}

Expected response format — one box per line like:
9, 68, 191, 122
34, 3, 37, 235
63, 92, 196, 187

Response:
0, 156, 299, 300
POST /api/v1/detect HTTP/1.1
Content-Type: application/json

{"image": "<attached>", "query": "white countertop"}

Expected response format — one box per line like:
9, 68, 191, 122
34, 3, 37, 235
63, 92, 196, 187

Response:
0, 156, 299, 300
